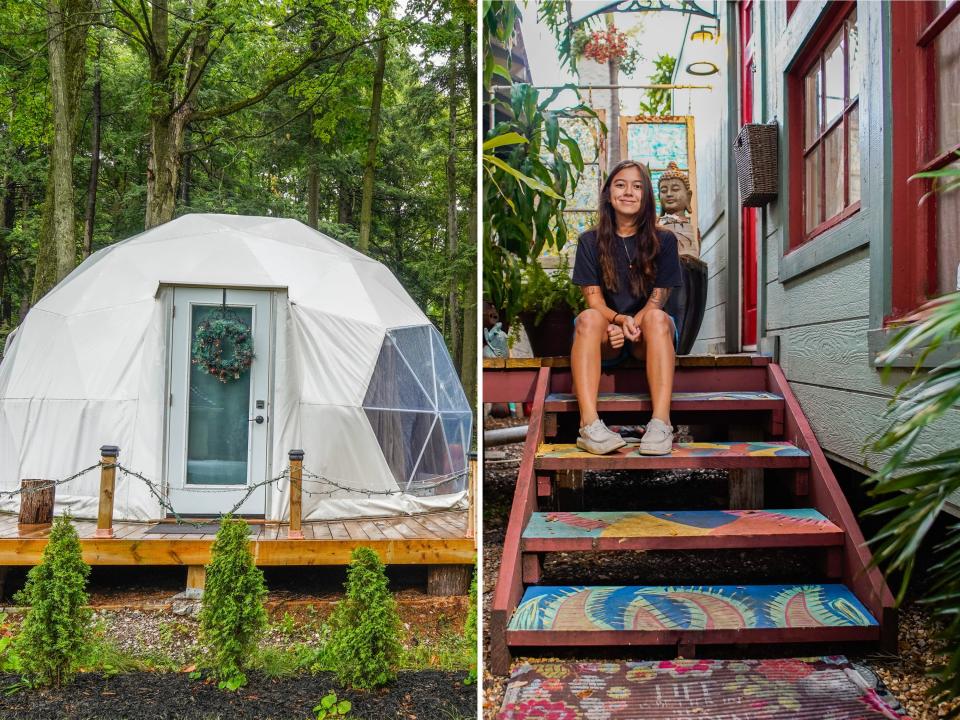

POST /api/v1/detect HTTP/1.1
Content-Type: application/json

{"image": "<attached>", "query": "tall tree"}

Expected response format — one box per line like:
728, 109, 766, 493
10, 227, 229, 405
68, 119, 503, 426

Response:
358, 31, 388, 254
459, 13, 477, 411
32, 0, 91, 302
445, 57, 460, 364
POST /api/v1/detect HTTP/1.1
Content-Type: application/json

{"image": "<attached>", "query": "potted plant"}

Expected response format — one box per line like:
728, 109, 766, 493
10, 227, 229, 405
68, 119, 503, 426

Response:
516, 256, 586, 357
483, 82, 598, 331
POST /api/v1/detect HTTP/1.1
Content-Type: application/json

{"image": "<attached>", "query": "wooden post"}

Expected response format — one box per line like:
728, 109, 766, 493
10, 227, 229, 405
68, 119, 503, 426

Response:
288, 449, 304, 539
95, 445, 119, 538
18, 480, 55, 529
556, 469, 584, 511
187, 565, 206, 590
728, 424, 764, 509
467, 451, 477, 539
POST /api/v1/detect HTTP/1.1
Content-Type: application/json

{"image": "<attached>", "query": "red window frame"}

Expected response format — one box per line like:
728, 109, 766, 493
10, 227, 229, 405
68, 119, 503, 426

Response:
889, 0, 960, 319
787, 1, 860, 249
786, 1, 798, 20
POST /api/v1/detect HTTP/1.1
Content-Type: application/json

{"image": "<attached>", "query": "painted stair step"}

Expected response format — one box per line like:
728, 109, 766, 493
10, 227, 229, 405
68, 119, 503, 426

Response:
535, 441, 810, 471
507, 584, 879, 646
522, 509, 844, 552
545, 390, 784, 412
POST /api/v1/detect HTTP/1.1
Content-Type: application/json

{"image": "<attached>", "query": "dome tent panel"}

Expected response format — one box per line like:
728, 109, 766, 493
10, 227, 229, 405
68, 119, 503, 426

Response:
440, 411, 473, 475
390, 325, 437, 407
293, 306, 382, 407
407, 417, 465, 496
363, 334, 435, 411
431, 330, 470, 412
0, 214, 468, 521
363, 408, 437, 487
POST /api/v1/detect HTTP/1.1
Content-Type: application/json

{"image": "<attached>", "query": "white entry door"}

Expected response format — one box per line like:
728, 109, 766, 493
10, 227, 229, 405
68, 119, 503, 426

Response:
166, 288, 271, 516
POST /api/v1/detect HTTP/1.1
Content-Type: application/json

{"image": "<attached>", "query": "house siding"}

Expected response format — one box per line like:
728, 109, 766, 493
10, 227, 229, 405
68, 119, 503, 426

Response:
676, 0, 960, 512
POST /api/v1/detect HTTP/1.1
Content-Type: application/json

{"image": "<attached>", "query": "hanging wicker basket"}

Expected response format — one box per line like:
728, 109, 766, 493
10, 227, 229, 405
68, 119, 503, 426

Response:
735, 122, 779, 207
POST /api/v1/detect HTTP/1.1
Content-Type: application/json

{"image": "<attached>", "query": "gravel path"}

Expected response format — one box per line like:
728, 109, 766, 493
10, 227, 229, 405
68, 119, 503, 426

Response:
480, 420, 960, 720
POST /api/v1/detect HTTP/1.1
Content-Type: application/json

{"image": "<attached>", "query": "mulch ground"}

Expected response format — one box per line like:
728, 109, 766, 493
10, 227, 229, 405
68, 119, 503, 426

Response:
0, 670, 474, 720
480, 417, 960, 720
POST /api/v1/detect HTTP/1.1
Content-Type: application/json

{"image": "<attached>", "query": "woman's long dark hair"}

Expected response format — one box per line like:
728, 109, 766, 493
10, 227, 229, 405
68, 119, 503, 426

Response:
595, 160, 660, 297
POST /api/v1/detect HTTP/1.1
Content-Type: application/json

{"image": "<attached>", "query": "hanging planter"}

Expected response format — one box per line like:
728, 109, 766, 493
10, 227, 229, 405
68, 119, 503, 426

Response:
576, 26, 640, 75
191, 309, 255, 383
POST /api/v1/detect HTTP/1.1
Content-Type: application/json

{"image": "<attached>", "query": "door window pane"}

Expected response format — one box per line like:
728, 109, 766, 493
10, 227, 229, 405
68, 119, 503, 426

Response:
187, 305, 252, 486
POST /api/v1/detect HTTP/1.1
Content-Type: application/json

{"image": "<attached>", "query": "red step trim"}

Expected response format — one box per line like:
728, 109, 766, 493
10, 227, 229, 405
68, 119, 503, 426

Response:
766, 364, 896, 647
506, 625, 881, 647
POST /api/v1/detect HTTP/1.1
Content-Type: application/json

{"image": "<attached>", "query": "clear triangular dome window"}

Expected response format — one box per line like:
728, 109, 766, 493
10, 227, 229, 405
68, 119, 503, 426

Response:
363, 335, 433, 411
391, 325, 436, 407
440, 411, 472, 474
431, 330, 469, 411
363, 409, 436, 488
407, 418, 461, 496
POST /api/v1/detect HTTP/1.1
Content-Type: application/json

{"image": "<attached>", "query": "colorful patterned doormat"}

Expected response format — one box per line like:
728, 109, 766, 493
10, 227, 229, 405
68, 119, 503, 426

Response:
498, 657, 910, 719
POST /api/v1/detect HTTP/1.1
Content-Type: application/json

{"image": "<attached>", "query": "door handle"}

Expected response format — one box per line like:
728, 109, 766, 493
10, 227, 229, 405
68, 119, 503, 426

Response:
250, 415, 265, 424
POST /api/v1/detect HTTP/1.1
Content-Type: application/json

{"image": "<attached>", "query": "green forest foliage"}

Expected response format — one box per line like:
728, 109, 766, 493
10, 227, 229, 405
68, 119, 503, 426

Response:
0, 0, 476, 368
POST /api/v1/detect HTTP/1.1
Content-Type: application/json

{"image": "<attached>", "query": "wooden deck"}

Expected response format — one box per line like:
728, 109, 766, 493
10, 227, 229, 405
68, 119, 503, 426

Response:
0, 510, 475, 567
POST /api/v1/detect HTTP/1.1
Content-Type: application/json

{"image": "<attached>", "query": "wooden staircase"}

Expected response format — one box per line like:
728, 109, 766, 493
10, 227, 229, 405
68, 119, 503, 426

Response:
484, 356, 896, 675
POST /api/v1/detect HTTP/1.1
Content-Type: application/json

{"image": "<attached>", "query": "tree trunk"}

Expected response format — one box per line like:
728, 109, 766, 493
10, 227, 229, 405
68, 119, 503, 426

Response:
180, 129, 191, 206
445, 62, 460, 368
18, 480, 55, 526
358, 35, 388, 253
608, 58, 621, 166
306, 108, 319, 229
84, 52, 101, 258
146, 109, 189, 229
337, 182, 352, 225
33, 0, 90, 303
459, 20, 477, 411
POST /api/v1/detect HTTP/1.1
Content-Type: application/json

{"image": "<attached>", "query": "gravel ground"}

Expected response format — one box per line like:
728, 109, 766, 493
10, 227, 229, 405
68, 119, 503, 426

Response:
480, 418, 960, 720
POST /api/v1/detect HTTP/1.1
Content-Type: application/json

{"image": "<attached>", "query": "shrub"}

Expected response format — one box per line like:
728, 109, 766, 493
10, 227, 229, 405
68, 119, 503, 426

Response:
13, 515, 92, 686
326, 546, 401, 689
198, 515, 267, 690
464, 570, 477, 685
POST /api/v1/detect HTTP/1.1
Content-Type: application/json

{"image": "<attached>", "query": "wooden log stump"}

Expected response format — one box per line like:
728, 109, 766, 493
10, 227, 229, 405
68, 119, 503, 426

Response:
18, 480, 55, 528
427, 564, 472, 595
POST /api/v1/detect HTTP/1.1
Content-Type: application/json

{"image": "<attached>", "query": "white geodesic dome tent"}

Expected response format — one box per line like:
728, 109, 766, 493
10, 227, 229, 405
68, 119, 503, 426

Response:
0, 214, 472, 521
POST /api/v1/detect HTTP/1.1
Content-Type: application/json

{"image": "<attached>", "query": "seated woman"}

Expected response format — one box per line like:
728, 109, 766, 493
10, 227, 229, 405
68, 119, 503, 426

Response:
571, 160, 682, 455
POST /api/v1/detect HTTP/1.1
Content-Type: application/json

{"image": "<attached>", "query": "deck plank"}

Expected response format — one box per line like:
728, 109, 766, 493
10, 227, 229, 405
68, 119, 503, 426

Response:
328, 522, 351, 540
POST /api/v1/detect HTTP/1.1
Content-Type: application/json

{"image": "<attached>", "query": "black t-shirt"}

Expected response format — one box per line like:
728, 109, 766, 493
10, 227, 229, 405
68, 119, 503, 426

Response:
572, 227, 683, 316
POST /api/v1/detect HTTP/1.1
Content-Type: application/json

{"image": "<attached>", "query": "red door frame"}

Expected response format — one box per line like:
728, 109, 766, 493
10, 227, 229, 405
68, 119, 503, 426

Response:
739, 0, 758, 348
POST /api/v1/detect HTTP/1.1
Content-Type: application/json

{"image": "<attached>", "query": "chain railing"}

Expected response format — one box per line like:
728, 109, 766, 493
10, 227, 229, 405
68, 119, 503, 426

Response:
0, 446, 477, 539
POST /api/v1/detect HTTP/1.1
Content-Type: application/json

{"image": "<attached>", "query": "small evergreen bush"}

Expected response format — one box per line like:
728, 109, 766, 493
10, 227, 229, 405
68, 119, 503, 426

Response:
464, 569, 477, 685
14, 515, 92, 686
198, 515, 267, 689
326, 546, 401, 689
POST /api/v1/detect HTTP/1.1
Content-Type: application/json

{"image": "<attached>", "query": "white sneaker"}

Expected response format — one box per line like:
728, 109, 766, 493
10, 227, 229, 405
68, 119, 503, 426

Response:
577, 419, 627, 455
640, 418, 674, 455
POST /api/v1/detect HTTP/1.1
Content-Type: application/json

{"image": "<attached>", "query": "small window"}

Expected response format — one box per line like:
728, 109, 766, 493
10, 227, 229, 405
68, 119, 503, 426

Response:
794, 6, 861, 244
889, 0, 960, 317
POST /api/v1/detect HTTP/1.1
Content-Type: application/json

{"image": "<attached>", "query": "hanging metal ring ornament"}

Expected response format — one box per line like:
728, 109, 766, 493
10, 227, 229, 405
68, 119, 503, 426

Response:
686, 61, 719, 76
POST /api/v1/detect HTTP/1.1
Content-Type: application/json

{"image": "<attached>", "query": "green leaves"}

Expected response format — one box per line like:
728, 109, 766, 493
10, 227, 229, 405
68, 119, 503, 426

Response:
863, 289, 960, 711
198, 515, 268, 691
314, 691, 352, 719
324, 546, 402, 689
13, 515, 92, 687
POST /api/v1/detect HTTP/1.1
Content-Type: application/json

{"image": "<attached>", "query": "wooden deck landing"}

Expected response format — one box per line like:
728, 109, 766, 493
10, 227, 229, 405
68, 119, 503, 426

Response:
0, 511, 474, 567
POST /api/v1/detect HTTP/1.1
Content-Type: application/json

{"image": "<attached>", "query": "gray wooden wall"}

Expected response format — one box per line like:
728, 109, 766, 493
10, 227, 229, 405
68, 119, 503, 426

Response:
675, 0, 960, 512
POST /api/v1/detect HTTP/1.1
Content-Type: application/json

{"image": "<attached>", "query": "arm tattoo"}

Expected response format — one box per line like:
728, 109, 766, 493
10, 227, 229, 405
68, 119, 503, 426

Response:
583, 286, 602, 297
648, 288, 671, 309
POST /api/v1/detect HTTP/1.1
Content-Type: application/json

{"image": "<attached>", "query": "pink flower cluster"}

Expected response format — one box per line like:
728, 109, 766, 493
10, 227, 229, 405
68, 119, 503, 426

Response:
582, 27, 630, 64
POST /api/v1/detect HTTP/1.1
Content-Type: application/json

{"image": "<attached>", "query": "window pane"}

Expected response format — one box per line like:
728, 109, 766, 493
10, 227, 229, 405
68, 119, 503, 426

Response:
805, 145, 821, 233
936, 160, 960, 295
805, 65, 821, 146
847, 10, 860, 100
824, 124, 845, 218
848, 106, 861, 205
935, 16, 960, 155
824, 31, 845, 125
